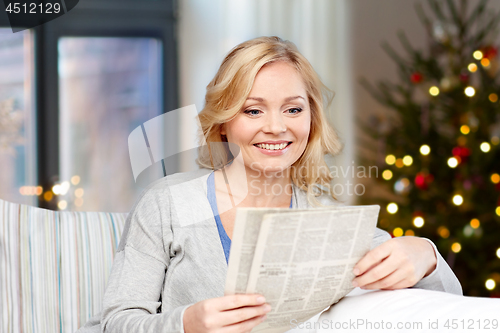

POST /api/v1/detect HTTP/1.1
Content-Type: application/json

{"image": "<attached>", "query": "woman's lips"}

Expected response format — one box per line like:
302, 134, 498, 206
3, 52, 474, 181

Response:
253, 142, 292, 155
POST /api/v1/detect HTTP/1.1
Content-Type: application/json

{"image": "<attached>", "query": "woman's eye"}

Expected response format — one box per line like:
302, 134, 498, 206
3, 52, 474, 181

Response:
244, 109, 261, 116
287, 107, 303, 114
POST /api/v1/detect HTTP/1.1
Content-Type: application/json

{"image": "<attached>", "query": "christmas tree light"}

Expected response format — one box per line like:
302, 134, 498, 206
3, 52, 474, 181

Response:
358, 0, 500, 296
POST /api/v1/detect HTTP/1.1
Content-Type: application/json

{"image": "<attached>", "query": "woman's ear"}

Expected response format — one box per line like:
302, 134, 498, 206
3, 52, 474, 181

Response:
220, 124, 226, 136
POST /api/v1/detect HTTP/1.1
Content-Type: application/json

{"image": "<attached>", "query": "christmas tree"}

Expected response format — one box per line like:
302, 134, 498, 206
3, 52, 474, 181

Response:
358, 0, 500, 297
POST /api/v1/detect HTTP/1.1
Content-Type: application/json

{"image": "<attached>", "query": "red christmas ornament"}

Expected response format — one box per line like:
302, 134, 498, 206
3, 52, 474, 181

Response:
459, 73, 469, 83
481, 45, 498, 59
452, 146, 470, 162
410, 72, 423, 84
460, 147, 471, 157
415, 172, 433, 190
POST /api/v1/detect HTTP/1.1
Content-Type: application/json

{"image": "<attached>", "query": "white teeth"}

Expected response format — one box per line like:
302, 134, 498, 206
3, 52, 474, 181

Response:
256, 143, 289, 150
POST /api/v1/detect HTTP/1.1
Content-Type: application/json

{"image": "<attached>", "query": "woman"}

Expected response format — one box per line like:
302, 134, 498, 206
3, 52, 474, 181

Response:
81, 36, 461, 333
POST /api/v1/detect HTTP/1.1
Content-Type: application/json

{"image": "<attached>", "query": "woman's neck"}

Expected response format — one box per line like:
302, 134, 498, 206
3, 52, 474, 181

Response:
213, 161, 293, 209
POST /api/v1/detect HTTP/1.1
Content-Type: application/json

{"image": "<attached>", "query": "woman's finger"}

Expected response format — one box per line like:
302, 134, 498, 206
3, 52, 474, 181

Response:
217, 303, 271, 327
214, 294, 266, 311
358, 266, 408, 290
352, 253, 400, 288
220, 313, 267, 333
353, 241, 393, 276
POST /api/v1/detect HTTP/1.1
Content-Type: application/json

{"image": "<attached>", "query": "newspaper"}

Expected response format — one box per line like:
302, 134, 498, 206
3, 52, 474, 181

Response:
224, 205, 380, 333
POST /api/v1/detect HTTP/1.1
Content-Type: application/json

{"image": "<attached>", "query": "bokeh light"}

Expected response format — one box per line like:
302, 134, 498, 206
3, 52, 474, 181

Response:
465, 86, 475, 97
470, 218, 480, 229
387, 203, 398, 214
382, 170, 393, 180
485, 279, 496, 291
480, 142, 491, 152
429, 86, 440, 96
420, 145, 430, 155
452, 194, 463, 206
403, 155, 413, 166
413, 216, 424, 228
451, 242, 462, 253
447, 157, 458, 168
393, 227, 403, 237
438, 226, 450, 238
468, 63, 477, 72
385, 154, 396, 165
460, 125, 470, 135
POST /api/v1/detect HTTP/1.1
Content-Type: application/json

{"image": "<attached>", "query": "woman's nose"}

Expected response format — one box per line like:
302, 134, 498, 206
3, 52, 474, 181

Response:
263, 112, 286, 134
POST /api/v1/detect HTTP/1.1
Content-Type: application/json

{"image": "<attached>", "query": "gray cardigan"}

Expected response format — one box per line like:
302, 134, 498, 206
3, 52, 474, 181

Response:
77, 168, 462, 333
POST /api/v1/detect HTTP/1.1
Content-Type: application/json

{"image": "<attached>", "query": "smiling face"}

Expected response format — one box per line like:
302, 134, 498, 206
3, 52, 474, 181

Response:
220, 61, 311, 176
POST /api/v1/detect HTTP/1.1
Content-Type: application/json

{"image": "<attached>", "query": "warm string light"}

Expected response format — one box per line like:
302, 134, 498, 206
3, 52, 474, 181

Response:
448, 157, 458, 168
453, 194, 464, 206
387, 203, 398, 214
460, 125, 470, 135
413, 216, 424, 228
473, 50, 483, 60
38, 175, 84, 207
492, 137, 500, 145
489, 93, 498, 103
393, 227, 403, 237
429, 86, 440, 96
480, 142, 491, 152
420, 145, 430, 155
485, 279, 496, 291
382, 170, 393, 180
496, 248, 500, 259
385, 154, 396, 165
43, 191, 53, 201
451, 242, 462, 253
491, 174, 500, 184
470, 218, 480, 229
464, 86, 475, 97
438, 226, 450, 238
58, 200, 67, 210
19, 186, 43, 196
71, 175, 80, 185
403, 155, 413, 166
468, 63, 478, 72
481, 58, 490, 67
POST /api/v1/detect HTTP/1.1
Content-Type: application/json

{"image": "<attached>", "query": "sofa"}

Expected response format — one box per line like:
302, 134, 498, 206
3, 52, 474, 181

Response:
0, 198, 127, 333
2, 197, 500, 333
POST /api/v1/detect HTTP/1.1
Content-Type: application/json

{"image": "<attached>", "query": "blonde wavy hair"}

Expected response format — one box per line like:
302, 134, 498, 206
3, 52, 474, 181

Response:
196, 36, 343, 206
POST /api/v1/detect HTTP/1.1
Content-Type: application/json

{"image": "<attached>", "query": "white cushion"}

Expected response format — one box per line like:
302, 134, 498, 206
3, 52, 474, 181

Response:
315, 288, 500, 332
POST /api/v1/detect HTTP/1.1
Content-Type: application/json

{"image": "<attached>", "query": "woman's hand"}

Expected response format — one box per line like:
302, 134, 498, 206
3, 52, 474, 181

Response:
352, 236, 437, 290
183, 294, 271, 333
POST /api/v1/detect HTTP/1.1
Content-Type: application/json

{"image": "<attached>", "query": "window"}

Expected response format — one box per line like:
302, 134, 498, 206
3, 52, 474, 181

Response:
0, 0, 178, 211
0, 28, 36, 205
58, 37, 162, 212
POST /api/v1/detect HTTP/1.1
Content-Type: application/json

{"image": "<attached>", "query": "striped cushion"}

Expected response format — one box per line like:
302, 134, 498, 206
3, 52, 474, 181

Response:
0, 198, 127, 333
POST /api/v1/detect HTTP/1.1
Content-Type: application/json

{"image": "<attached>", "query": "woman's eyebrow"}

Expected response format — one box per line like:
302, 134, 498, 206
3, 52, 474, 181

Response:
246, 96, 306, 102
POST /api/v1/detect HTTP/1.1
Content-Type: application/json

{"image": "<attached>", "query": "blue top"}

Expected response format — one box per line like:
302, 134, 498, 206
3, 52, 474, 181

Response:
206, 171, 292, 264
